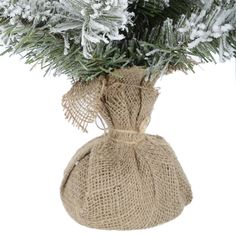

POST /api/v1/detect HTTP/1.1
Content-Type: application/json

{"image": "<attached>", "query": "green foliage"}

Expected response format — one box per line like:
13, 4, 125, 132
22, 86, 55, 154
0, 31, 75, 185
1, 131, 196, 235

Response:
0, 19, 128, 82
0, 0, 236, 83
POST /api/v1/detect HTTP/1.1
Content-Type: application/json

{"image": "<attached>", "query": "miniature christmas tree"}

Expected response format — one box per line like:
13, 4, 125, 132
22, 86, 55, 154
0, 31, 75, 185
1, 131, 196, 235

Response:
1, 0, 236, 230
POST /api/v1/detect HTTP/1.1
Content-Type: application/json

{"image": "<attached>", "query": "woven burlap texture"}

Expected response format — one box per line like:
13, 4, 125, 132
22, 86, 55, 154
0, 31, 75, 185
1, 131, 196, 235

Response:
60, 67, 192, 230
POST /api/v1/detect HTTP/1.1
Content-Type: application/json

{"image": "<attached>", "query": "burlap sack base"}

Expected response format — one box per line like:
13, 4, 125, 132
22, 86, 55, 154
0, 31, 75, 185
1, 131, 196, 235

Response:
60, 67, 192, 230
60, 134, 192, 230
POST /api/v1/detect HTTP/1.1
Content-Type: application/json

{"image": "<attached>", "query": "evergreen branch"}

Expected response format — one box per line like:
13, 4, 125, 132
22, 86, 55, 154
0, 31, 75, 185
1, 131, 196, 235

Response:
0, 0, 236, 83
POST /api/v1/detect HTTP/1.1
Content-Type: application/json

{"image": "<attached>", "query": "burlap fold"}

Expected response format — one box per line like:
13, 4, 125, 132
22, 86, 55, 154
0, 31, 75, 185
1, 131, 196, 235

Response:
60, 67, 192, 230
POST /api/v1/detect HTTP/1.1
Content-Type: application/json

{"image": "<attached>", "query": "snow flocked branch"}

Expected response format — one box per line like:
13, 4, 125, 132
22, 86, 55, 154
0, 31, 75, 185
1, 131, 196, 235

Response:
178, 0, 236, 61
142, 0, 236, 74
0, 0, 236, 82
0, 0, 133, 58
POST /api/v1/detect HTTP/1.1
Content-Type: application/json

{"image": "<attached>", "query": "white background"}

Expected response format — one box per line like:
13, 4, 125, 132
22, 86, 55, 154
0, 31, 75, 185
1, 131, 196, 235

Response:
0, 54, 235, 236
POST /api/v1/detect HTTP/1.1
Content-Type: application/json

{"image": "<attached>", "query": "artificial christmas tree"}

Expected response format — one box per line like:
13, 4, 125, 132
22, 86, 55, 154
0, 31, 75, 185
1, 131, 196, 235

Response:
1, 0, 236, 230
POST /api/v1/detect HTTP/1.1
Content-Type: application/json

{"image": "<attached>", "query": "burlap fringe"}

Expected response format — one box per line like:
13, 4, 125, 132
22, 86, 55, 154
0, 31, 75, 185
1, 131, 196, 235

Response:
62, 78, 105, 132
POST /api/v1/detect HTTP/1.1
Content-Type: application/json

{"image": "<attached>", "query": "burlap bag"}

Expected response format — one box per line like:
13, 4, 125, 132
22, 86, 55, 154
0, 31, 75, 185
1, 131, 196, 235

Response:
60, 67, 192, 230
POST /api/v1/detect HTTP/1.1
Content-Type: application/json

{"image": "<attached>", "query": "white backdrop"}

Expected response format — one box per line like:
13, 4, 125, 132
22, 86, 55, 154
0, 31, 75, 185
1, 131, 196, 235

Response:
0, 54, 235, 236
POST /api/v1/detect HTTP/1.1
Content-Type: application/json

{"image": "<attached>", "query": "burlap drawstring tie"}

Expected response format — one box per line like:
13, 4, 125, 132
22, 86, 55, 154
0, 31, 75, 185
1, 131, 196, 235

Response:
104, 116, 151, 145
